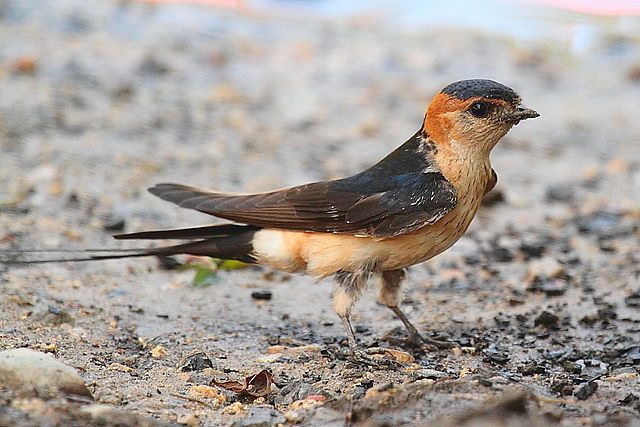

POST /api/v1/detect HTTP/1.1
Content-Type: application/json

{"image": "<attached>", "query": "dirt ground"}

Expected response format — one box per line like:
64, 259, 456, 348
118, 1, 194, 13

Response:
0, 1, 639, 426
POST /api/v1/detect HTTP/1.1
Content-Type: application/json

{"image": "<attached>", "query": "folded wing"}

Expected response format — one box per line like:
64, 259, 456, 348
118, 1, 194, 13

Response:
148, 170, 457, 238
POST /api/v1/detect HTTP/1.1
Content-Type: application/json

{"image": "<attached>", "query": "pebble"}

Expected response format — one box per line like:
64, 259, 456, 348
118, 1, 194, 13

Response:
251, 290, 272, 300
222, 402, 248, 416
545, 184, 574, 202
367, 347, 415, 364
176, 413, 199, 426
151, 345, 169, 359
231, 406, 286, 427
266, 344, 323, 355
255, 354, 282, 364
574, 381, 598, 400
188, 385, 226, 406
176, 351, 213, 372
0, 348, 91, 398
527, 256, 565, 279
102, 214, 126, 232
534, 311, 560, 329
107, 362, 133, 373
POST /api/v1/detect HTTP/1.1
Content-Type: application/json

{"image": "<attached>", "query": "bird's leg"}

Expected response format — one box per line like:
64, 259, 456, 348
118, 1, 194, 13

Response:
380, 269, 455, 349
333, 270, 369, 349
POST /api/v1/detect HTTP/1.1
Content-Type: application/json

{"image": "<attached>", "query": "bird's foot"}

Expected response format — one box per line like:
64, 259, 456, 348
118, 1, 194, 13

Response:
389, 306, 457, 351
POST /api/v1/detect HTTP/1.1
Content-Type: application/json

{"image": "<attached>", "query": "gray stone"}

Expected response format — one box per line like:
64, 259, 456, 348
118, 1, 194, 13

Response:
0, 348, 92, 398
231, 406, 286, 427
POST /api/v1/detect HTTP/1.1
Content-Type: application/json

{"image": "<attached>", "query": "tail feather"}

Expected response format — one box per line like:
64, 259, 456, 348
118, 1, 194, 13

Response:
0, 225, 258, 266
114, 224, 257, 240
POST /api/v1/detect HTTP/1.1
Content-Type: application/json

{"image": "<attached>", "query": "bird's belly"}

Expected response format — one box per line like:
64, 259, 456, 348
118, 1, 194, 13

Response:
252, 179, 485, 277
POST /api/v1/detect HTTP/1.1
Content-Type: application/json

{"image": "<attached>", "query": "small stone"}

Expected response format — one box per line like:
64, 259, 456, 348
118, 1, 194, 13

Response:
519, 234, 547, 260
574, 381, 598, 400
11, 56, 37, 74
251, 290, 272, 300
188, 385, 226, 406
577, 210, 621, 235
534, 311, 560, 328
223, 402, 248, 416
415, 368, 447, 380
367, 347, 414, 363
0, 348, 91, 398
231, 406, 286, 427
527, 257, 565, 279
151, 345, 169, 359
563, 361, 582, 374
266, 344, 322, 355
177, 351, 213, 372
102, 214, 126, 232
255, 354, 282, 364
284, 410, 302, 423
545, 184, 574, 202
177, 413, 199, 426
35, 305, 74, 325
158, 256, 182, 270
364, 383, 396, 401
108, 362, 133, 373
493, 246, 514, 262
527, 277, 567, 296
289, 395, 326, 410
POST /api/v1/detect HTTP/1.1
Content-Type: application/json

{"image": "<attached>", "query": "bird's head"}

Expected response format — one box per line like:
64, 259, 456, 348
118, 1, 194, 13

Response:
423, 79, 538, 155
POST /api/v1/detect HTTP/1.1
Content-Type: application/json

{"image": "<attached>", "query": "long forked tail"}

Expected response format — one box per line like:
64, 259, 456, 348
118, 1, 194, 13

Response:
0, 224, 259, 265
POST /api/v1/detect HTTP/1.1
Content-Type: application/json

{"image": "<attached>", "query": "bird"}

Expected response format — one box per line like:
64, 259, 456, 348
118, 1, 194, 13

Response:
1, 79, 538, 349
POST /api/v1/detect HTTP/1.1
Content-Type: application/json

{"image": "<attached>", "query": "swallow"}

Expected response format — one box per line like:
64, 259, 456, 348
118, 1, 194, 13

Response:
2, 79, 538, 348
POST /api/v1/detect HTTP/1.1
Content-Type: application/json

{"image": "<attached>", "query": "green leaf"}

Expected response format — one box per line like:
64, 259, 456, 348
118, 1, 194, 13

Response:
191, 265, 219, 288
217, 259, 247, 270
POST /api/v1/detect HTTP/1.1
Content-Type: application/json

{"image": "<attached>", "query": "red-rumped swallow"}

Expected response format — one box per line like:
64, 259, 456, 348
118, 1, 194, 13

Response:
2, 79, 538, 348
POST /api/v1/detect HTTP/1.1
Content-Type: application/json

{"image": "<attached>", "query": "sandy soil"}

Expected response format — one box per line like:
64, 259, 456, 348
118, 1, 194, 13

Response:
1, 1, 639, 426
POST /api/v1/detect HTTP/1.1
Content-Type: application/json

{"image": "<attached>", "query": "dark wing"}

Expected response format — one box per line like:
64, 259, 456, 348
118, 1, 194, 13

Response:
149, 172, 456, 238
149, 132, 457, 238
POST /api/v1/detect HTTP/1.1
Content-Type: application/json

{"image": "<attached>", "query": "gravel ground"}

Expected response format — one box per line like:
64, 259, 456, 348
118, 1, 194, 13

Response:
1, 1, 639, 426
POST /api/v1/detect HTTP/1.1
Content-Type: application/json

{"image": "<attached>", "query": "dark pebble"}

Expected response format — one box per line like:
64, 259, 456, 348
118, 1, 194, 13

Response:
251, 290, 272, 300
482, 346, 509, 364
528, 277, 567, 296
577, 210, 621, 235
157, 256, 182, 270
563, 361, 582, 374
624, 346, 640, 364
534, 311, 560, 328
66, 192, 80, 207
493, 246, 514, 262
354, 325, 369, 333
138, 55, 171, 76
102, 215, 126, 232
176, 351, 213, 372
519, 236, 546, 259
545, 184, 574, 202
624, 290, 640, 307
574, 381, 598, 400
550, 379, 574, 396
232, 407, 285, 427
518, 362, 546, 376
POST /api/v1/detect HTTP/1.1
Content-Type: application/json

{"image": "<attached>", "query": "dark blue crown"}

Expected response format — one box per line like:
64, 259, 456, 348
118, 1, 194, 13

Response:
441, 79, 520, 104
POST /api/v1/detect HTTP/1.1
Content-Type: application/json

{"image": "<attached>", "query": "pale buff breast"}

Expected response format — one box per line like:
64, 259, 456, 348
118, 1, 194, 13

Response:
252, 157, 492, 277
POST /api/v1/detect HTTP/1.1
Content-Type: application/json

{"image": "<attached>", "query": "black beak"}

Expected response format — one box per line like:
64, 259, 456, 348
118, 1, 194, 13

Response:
510, 105, 539, 123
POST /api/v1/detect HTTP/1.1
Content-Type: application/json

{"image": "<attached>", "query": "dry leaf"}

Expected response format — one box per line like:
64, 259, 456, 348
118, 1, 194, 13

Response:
212, 369, 274, 397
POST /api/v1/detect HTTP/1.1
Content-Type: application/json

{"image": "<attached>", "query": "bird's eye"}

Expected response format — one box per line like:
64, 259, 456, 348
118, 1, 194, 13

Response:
469, 102, 490, 118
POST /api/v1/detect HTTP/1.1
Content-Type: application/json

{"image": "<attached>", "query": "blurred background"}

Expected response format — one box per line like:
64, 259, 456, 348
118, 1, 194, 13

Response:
1, 0, 639, 238
1, 1, 639, 425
